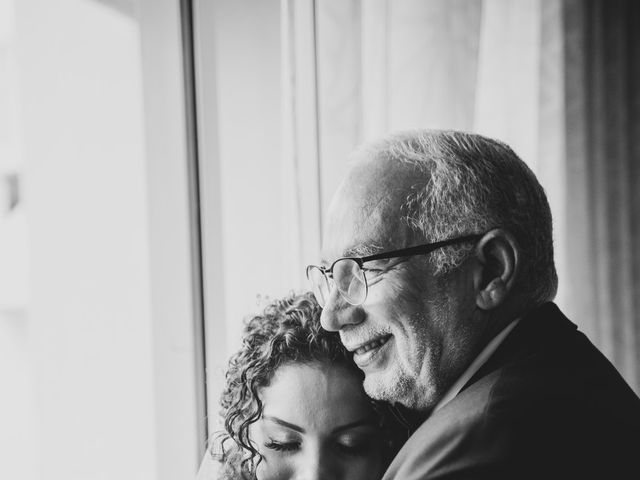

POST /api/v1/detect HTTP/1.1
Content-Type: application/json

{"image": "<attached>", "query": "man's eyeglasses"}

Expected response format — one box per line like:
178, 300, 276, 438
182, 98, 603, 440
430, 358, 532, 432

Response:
306, 234, 481, 307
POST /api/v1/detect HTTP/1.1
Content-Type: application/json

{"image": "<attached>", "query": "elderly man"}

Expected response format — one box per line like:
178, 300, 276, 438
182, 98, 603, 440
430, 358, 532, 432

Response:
306, 130, 640, 479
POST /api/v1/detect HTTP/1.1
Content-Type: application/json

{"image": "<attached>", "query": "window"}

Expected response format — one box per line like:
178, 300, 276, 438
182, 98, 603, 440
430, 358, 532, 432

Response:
2, 1, 203, 478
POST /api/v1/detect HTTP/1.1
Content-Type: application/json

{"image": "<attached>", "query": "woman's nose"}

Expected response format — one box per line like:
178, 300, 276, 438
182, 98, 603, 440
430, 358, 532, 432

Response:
294, 448, 338, 480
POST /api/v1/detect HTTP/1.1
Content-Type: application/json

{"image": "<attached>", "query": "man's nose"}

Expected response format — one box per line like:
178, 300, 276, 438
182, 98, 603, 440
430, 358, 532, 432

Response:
320, 287, 365, 331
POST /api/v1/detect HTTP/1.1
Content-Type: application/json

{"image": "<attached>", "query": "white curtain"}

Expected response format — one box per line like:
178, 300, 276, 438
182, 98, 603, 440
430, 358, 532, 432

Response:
199, 0, 640, 430
285, 0, 640, 391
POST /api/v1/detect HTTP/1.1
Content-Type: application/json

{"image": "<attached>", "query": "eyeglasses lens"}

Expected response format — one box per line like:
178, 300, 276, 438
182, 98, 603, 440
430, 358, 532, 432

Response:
306, 265, 330, 307
307, 260, 367, 307
333, 259, 367, 305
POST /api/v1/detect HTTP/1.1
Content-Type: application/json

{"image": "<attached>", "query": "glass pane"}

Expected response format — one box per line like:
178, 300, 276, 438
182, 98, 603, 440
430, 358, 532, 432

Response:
3, 1, 201, 478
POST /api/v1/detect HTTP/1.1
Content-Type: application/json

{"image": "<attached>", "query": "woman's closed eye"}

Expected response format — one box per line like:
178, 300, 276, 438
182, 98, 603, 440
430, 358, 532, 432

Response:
264, 439, 301, 453
333, 433, 376, 457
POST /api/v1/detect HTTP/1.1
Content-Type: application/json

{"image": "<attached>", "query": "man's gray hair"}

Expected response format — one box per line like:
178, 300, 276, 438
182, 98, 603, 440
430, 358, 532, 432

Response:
358, 129, 558, 305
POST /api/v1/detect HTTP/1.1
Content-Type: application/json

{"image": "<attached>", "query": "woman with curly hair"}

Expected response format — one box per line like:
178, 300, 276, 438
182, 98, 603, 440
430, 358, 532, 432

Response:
198, 291, 405, 479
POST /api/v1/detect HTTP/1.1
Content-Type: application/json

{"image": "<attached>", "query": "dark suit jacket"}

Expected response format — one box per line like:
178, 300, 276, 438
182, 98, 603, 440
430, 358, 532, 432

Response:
382, 303, 640, 480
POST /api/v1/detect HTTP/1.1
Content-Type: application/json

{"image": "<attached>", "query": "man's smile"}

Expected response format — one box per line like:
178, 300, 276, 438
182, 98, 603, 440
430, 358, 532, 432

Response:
352, 335, 392, 355
350, 335, 392, 367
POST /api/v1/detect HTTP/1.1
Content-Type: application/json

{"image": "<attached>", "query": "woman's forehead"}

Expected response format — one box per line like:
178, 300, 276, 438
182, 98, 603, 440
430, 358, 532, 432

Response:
260, 363, 372, 432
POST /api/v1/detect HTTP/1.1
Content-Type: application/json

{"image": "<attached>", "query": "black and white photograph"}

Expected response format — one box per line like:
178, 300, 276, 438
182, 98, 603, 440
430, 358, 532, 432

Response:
1, 1, 639, 479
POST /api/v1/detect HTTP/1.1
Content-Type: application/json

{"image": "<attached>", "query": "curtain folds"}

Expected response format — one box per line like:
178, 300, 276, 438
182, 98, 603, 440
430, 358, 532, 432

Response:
563, 0, 640, 391
306, 0, 639, 392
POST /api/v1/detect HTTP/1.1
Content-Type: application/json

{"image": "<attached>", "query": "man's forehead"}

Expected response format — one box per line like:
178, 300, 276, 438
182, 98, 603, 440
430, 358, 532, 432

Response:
321, 183, 411, 262
346, 151, 416, 193
320, 239, 385, 264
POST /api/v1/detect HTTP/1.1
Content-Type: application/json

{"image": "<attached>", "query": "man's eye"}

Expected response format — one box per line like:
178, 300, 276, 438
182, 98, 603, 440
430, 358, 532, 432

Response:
264, 440, 300, 452
362, 267, 384, 281
362, 267, 383, 275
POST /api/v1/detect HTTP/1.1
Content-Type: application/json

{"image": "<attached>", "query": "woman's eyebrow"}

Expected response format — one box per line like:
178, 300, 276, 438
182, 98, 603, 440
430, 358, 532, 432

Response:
331, 417, 376, 434
263, 415, 305, 433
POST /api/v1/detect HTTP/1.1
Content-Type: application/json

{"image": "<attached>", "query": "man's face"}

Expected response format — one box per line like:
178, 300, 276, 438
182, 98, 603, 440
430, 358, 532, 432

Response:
319, 157, 482, 412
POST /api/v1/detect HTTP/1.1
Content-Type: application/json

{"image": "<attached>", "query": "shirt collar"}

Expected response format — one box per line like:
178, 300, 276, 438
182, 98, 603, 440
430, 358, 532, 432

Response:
433, 318, 520, 413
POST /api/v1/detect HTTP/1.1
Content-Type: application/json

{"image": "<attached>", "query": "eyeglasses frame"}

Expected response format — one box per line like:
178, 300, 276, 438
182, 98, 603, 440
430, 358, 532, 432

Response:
306, 233, 483, 306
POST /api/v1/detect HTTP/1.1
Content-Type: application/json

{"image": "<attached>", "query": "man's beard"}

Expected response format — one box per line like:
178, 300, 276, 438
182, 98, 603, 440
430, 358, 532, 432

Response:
363, 367, 420, 407
360, 305, 451, 412
360, 270, 463, 412
361, 341, 442, 412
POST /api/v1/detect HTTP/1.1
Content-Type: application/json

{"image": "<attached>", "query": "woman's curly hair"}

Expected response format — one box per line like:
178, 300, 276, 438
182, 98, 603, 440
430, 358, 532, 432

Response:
209, 291, 406, 479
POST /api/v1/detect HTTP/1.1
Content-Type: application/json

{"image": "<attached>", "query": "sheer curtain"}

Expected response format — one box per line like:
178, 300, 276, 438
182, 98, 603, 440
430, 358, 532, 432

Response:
198, 0, 639, 434
287, 0, 640, 391
561, 0, 640, 392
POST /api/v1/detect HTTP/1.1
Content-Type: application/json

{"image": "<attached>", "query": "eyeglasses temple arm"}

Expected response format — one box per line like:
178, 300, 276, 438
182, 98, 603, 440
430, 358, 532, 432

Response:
359, 234, 482, 263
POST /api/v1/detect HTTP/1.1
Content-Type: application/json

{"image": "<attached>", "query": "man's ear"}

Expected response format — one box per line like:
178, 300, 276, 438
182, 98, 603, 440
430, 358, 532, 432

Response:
473, 229, 519, 310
